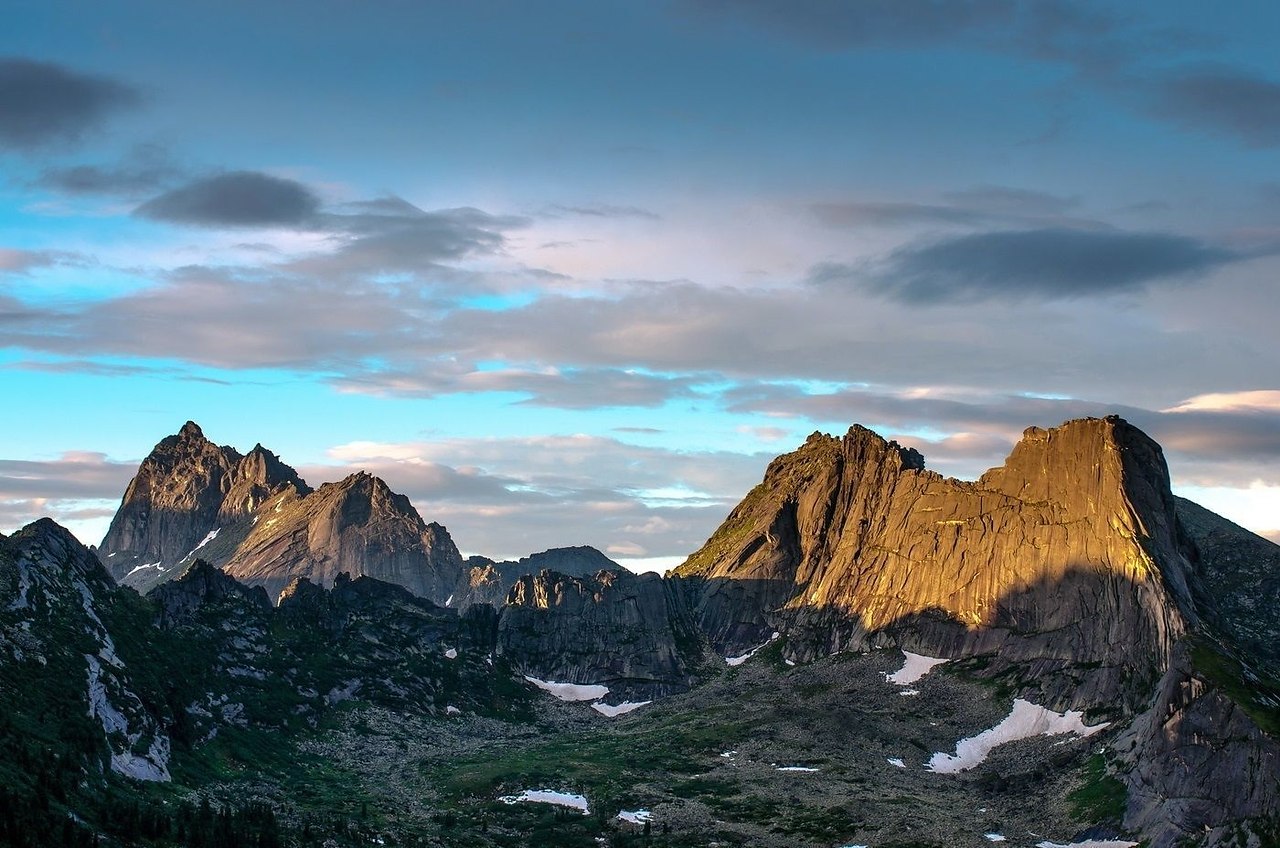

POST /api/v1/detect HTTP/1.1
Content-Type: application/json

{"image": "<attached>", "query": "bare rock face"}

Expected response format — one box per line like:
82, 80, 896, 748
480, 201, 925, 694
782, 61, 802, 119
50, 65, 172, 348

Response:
99, 422, 243, 579
676, 417, 1194, 709
221, 472, 464, 604
499, 568, 707, 699
1117, 640, 1280, 848
99, 423, 310, 585
1175, 497, 1280, 667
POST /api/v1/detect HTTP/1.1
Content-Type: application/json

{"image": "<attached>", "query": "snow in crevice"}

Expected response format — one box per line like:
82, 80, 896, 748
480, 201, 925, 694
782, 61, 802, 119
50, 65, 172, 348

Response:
887, 757, 906, 769
775, 765, 819, 772
445, 594, 454, 607
125, 562, 163, 578
928, 698, 1107, 773
498, 789, 589, 813
179, 528, 221, 563
985, 835, 1007, 842
524, 675, 609, 702
725, 631, 780, 666
884, 650, 949, 685
591, 700, 650, 717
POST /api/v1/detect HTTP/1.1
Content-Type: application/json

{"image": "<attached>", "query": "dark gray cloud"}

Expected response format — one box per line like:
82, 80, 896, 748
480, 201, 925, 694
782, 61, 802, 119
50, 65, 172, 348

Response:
1154, 67, 1280, 148
840, 228, 1239, 303
135, 171, 321, 227
0, 57, 138, 150
36, 145, 181, 197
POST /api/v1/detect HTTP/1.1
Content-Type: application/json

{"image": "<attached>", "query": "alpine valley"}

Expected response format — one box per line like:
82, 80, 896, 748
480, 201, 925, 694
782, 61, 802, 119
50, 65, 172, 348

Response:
3, 416, 1280, 848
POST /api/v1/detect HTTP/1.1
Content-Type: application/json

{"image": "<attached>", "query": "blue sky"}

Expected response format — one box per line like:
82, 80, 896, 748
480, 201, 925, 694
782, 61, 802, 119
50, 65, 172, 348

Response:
4, 1, 1280, 566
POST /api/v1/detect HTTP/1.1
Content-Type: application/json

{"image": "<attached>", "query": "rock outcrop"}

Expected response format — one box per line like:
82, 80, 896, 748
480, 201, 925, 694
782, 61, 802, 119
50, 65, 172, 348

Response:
220, 472, 464, 603
453, 546, 621, 608
499, 568, 707, 699
1, 519, 172, 781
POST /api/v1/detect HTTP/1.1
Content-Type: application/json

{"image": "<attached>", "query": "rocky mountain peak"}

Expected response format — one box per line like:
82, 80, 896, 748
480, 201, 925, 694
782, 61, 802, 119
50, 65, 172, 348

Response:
677, 417, 1193, 708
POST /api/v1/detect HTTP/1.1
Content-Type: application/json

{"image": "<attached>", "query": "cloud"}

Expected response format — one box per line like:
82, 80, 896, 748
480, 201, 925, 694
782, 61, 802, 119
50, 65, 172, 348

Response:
811, 186, 1087, 231
1153, 67, 1280, 148
135, 171, 321, 227
0, 57, 138, 150
0, 451, 136, 501
542, 203, 660, 220
0, 249, 60, 275
839, 228, 1239, 303
333, 366, 704, 409
298, 201, 524, 276
307, 434, 772, 560
35, 145, 181, 197
940, 185, 1079, 216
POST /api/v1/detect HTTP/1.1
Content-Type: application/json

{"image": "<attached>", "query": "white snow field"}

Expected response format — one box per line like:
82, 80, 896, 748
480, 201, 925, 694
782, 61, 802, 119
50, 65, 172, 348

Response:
928, 698, 1108, 773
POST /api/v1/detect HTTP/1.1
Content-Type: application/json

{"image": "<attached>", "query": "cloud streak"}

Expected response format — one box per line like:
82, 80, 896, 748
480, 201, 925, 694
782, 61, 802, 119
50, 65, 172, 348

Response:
841, 228, 1240, 303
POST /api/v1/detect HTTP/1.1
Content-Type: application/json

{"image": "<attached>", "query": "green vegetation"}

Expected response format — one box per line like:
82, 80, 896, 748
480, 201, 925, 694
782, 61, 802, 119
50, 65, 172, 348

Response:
1189, 636, 1280, 737
1068, 754, 1126, 823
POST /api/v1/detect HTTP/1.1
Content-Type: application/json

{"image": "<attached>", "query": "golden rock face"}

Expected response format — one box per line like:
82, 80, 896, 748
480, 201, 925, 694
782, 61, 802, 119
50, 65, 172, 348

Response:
679, 417, 1193, 704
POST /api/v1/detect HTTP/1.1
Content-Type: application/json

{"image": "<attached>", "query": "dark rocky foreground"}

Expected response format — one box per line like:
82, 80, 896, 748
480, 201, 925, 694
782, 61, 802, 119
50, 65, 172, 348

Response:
2, 416, 1280, 846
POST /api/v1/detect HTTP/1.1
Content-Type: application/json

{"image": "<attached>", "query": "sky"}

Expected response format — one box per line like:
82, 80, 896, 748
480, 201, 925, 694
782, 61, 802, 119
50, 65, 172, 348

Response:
2, 1, 1280, 569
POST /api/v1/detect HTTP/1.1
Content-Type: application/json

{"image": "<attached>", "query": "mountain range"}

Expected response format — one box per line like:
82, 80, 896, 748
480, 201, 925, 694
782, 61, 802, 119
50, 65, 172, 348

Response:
2, 416, 1279, 847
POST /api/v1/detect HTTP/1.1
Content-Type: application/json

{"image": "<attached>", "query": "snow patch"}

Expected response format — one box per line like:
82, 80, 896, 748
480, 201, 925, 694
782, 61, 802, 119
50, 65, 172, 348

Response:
986, 835, 1007, 842
524, 676, 609, 702
887, 758, 906, 769
446, 705, 461, 716
928, 698, 1108, 773
499, 789, 589, 813
885, 651, 949, 685
1035, 841, 1138, 848
591, 700, 650, 717
444, 648, 458, 659
616, 809, 652, 825
725, 631, 780, 666
775, 765, 819, 772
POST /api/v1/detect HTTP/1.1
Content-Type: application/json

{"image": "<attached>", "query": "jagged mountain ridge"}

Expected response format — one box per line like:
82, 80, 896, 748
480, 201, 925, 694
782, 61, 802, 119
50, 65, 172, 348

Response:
97, 422, 619, 608
13, 414, 1280, 846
